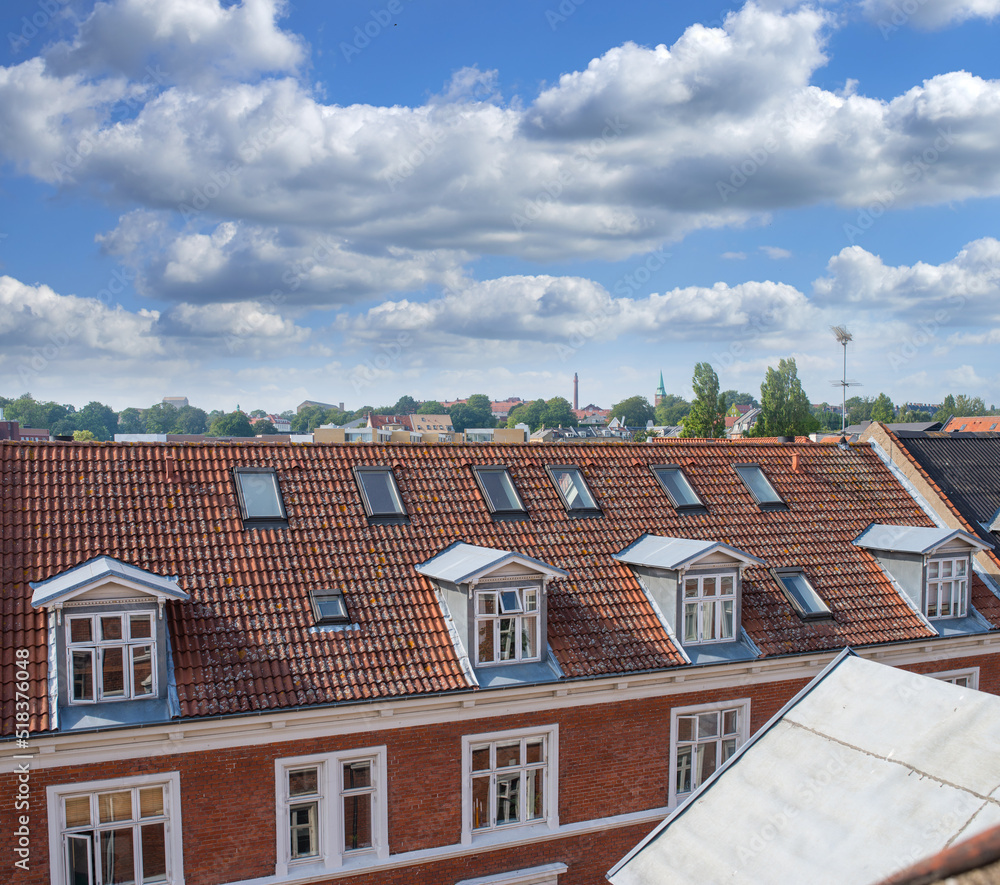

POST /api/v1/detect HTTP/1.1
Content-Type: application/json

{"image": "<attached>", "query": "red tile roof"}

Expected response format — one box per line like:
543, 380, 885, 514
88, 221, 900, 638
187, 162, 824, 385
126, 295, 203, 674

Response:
3, 439, 995, 733
942, 416, 1000, 432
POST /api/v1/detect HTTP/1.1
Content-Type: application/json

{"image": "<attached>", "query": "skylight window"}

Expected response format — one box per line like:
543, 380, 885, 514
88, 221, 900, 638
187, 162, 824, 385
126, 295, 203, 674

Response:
774, 570, 831, 619
473, 466, 528, 518
310, 589, 350, 625
233, 467, 288, 527
651, 465, 706, 512
733, 464, 787, 510
354, 466, 409, 524
546, 465, 601, 516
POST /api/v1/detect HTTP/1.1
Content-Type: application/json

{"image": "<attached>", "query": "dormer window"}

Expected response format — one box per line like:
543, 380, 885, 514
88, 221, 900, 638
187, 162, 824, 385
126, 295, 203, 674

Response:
773, 569, 831, 620
476, 587, 540, 665
67, 613, 156, 703
309, 589, 350, 626
234, 467, 288, 528
733, 464, 787, 511
473, 466, 528, 519
926, 557, 968, 618
354, 467, 409, 524
683, 574, 736, 643
547, 465, 601, 517
652, 465, 706, 513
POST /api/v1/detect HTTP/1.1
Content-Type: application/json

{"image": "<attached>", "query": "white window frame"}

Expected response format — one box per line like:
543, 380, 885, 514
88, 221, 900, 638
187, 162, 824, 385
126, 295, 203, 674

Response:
681, 571, 738, 644
669, 699, 750, 808
931, 667, 979, 689
925, 555, 970, 619
461, 724, 559, 846
66, 611, 158, 704
274, 746, 388, 876
474, 586, 542, 666
46, 772, 183, 885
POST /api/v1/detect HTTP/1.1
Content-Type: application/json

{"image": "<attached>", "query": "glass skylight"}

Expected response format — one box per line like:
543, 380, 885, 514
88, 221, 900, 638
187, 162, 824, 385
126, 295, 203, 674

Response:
355, 467, 408, 520
652, 465, 706, 511
233, 467, 287, 526
310, 589, 350, 625
473, 466, 528, 517
775, 570, 831, 619
733, 464, 786, 509
546, 466, 601, 515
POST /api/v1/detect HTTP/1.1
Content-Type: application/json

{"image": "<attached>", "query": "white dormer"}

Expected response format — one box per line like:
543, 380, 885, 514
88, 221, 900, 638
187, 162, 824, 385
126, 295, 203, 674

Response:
416, 543, 568, 688
30, 557, 187, 728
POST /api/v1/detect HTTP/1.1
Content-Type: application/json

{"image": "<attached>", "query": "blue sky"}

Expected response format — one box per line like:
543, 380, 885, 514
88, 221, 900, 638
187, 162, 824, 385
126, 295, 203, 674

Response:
2, 0, 1000, 414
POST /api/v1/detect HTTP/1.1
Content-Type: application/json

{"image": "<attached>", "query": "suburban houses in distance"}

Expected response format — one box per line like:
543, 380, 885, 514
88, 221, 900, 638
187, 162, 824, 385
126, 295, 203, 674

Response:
3, 431, 1000, 884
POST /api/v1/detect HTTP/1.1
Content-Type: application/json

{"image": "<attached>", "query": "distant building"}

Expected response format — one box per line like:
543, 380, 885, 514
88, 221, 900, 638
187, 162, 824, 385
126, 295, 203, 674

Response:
943, 416, 1000, 433
654, 371, 667, 407
161, 396, 189, 410
297, 400, 342, 414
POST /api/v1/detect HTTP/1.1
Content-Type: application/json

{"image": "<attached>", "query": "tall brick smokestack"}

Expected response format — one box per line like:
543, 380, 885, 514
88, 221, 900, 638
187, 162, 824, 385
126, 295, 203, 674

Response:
573, 373, 579, 411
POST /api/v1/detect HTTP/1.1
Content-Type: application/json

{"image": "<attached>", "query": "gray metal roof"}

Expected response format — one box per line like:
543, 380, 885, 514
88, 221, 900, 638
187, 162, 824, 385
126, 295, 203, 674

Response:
853, 523, 990, 555
416, 542, 568, 585
614, 534, 765, 570
608, 651, 1000, 885
30, 555, 186, 607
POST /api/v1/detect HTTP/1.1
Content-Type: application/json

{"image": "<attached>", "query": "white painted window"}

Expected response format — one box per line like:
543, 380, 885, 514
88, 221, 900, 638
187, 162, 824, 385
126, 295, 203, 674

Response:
462, 725, 558, 844
275, 747, 388, 875
66, 612, 156, 703
670, 699, 750, 806
926, 557, 969, 618
682, 573, 736, 643
932, 667, 979, 689
475, 587, 541, 665
47, 773, 183, 885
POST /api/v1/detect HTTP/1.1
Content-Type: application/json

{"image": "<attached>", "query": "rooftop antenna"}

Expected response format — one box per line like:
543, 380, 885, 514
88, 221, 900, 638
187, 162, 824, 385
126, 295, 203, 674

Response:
830, 326, 861, 433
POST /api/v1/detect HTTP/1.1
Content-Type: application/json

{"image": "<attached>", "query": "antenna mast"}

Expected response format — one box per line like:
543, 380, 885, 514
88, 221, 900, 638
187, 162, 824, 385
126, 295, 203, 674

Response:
830, 326, 860, 434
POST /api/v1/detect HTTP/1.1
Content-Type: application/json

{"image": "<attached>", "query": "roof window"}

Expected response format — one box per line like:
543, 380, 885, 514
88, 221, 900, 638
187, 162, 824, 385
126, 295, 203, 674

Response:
546, 465, 602, 517
473, 466, 528, 519
309, 589, 350, 625
233, 467, 288, 528
354, 466, 409, 524
733, 464, 787, 511
651, 465, 706, 512
773, 569, 831, 619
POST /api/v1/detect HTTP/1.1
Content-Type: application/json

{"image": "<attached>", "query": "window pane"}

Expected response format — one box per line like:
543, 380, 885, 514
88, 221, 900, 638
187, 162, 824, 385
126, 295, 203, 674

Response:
676, 746, 692, 794
472, 776, 490, 830
314, 594, 348, 622
941, 560, 953, 578
703, 577, 717, 597
720, 575, 734, 595
138, 787, 164, 819
359, 470, 404, 516
684, 604, 698, 643
684, 579, 698, 598
132, 646, 154, 697
471, 746, 491, 772
698, 712, 719, 738
102, 647, 126, 698
478, 592, 497, 615
67, 834, 92, 885
477, 468, 524, 513
525, 739, 544, 765
499, 590, 522, 613
129, 615, 152, 640
289, 803, 317, 858
70, 618, 92, 644
141, 822, 167, 882
723, 710, 738, 735
521, 617, 537, 658
654, 468, 701, 508
343, 793, 373, 852
65, 796, 92, 828
722, 738, 738, 763
928, 561, 939, 579
238, 471, 283, 518
496, 742, 521, 768
551, 467, 598, 511
677, 716, 694, 742
526, 768, 544, 820
499, 618, 516, 660
734, 465, 784, 505
956, 559, 967, 577
703, 601, 715, 640
99, 791, 132, 824
779, 572, 830, 616
72, 651, 94, 702
288, 768, 318, 797
343, 761, 371, 790
698, 744, 717, 785
101, 616, 123, 642
721, 600, 735, 639
477, 621, 494, 664
100, 828, 135, 884
523, 589, 538, 612
940, 584, 952, 616
496, 773, 520, 824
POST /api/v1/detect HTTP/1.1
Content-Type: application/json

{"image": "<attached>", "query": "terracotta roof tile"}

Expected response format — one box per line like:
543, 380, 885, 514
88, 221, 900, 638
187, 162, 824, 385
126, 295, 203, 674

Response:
0, 439, 976, 732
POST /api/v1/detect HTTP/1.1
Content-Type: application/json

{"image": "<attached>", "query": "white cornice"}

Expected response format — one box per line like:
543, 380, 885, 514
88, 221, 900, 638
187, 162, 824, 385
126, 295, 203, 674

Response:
7, 633, 1000, 771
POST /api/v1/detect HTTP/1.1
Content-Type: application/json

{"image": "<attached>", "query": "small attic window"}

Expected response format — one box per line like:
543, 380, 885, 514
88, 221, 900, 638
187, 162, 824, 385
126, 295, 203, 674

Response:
651, 465, 706, 512
473, 466, 528, 519
310, 589, 350, 625
354, 466, 409, 524
734, 464, 787, 511
234, 467, 288, 528
773, 569, 831, 619
546, 465, 602, 517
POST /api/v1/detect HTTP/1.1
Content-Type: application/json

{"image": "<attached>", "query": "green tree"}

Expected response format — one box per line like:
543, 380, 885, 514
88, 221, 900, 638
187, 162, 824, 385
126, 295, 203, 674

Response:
722, 390, 758, 408
249, 409, 267, 418
845, 395, 875, 427
208, 411, 255, 437
933, 395, 957, 423
541, 397, 578, 428
682, 363, 727, 438
610, 395, 655, 427
752, 358, 817, 438
172, 405, 208, 434
291, 405, 331, 433
145, 403, 175, 433
117, 407, 146, 434
870, 393, 895, 423
654, 395, 691, 426
73, 401, 118, 440
897, 408, 932, 423
953, 394, 987, 417
506, 399, 546, 431
417, 400, 446, 415
391, 395, 419, 414
450, 394, 495, 432
72, 430, 97, 442
254, 420, 278, 435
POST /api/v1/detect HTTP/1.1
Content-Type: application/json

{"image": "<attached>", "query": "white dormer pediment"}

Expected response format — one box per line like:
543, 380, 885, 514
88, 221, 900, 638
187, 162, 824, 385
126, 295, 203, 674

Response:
614, 534, 764, 574
30, 556, 187, 613
853, 524, 990, 558
416, 542, 568, 586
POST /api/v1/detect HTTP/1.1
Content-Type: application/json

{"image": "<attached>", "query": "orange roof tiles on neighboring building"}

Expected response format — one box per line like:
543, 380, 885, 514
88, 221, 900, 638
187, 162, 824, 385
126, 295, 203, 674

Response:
3, 438, 997, 734
943, 416, 1000, 432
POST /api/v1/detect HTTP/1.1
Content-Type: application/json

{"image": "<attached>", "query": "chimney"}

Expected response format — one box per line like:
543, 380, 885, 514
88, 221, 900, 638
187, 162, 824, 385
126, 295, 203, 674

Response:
573, 372, 579, 411
791, 453, 801, 473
